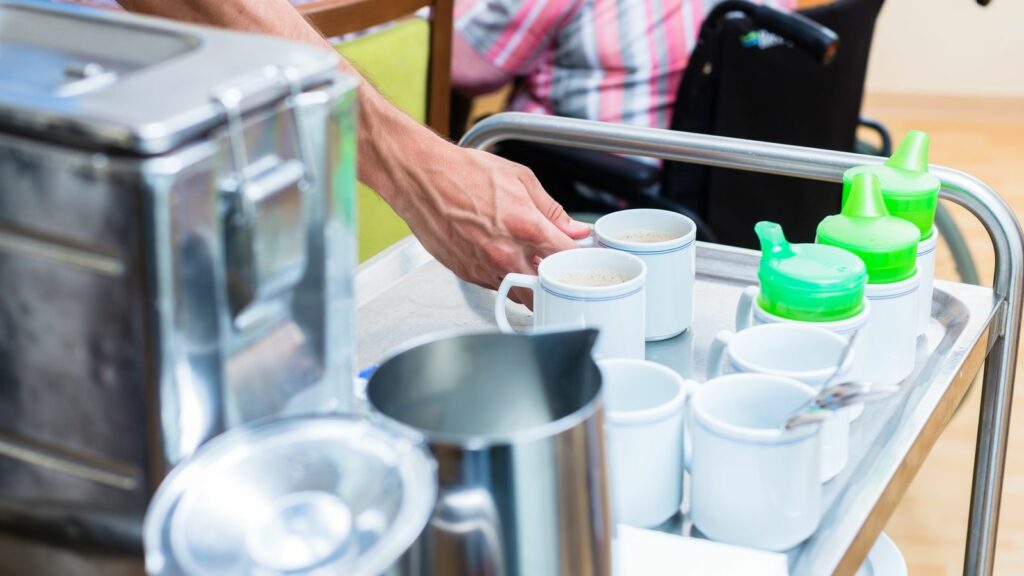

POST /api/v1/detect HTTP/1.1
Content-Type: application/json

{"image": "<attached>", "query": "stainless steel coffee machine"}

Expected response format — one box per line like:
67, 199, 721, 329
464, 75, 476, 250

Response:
0, 3, 357, 572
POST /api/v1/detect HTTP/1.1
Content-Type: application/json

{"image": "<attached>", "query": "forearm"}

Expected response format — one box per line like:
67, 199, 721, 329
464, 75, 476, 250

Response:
354, 84, 447, 214
117, 0, 324, 44
115, 0, 585, 292
116, 0, 441, 209
451, 32, 511, 97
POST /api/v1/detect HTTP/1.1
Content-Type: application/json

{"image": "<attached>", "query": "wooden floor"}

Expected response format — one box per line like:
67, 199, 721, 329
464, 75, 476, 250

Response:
864, 93, 1024, 576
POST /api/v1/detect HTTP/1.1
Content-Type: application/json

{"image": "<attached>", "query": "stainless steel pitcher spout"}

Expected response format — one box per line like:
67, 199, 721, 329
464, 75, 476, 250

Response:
367, 330, 613, 576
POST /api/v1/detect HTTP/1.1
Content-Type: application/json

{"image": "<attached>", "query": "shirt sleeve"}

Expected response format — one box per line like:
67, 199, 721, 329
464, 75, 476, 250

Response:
455, 0, 580, 75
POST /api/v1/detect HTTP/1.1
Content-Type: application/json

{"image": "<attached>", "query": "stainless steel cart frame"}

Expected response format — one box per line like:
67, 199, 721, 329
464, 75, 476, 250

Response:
460, 113, 1024, 576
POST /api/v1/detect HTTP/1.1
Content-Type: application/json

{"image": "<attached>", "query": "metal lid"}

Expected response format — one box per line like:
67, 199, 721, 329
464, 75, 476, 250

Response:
755, 221, 867, 322
0, 2, 350, 154
144, 415, 436, 576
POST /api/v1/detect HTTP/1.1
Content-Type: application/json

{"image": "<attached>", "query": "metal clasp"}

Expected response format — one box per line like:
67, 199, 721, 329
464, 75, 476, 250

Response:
212, 67, 316, 325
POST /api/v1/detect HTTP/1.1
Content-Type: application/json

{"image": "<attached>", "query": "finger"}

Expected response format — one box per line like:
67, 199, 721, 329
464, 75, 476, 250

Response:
519, 169, 592, 239
527, 215, 579, 259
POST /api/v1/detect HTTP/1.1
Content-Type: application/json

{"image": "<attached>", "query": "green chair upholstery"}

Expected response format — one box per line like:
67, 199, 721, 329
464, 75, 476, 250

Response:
336, 18, 428, 262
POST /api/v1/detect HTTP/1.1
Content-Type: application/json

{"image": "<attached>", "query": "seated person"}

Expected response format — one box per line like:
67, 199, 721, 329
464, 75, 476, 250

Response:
453, 0, 795, 131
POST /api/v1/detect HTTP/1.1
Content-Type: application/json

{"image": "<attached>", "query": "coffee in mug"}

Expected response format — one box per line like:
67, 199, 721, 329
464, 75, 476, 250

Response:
559, 269, 629, 287
495, 248, 646, 359
592, 209, 697, 341
614, 230, 679, 243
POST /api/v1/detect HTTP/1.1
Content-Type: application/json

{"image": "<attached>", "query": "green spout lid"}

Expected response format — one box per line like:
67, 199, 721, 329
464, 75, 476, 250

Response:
819, 173, 921, 284
755, 221, 867, 322
843, 131, 940, 238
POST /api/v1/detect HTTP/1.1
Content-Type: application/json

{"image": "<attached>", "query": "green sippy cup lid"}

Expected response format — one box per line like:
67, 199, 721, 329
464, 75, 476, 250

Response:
819, 173, 921, 284
755, 221, 867, 322
843, 131, 940, 239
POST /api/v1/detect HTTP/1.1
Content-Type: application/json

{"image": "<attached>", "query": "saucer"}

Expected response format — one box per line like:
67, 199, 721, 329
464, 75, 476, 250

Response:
856, 532, 907, 576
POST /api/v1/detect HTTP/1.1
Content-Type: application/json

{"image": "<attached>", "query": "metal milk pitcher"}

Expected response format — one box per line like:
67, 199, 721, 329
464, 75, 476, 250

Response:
366, 330, 612, 576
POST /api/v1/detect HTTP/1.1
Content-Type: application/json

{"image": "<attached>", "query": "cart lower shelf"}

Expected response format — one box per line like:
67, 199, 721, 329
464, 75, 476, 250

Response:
356, 237, 999, 575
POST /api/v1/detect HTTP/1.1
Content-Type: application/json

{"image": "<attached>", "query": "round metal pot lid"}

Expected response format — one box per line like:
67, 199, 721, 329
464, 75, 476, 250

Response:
144, 414, 436, 576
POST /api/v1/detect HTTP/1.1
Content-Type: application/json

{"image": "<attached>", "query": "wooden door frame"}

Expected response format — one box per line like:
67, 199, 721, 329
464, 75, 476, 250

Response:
299, 0, 453, 136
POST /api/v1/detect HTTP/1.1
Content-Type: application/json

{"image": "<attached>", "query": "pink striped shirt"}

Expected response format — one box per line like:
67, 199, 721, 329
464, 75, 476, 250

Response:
456, 0, 794, 130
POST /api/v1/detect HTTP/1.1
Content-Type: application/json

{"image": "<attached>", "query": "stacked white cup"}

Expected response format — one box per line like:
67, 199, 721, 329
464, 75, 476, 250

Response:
600, 360, 823, 551
707, 323, 856, 482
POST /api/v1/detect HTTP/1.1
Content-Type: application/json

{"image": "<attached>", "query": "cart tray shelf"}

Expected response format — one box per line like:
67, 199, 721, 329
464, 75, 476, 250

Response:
356, 236, 999, 575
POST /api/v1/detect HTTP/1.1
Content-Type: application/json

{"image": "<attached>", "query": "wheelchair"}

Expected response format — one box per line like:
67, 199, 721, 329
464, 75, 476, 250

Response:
454, 0, 980, 284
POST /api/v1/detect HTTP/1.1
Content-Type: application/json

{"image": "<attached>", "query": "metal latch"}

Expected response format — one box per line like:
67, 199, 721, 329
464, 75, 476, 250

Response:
213, 68, 315, 322
57, 61, 118, 97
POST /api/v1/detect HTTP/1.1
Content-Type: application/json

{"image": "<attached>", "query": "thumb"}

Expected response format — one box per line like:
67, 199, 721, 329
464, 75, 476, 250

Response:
522, 174, 592, 240
546, 200, 593, 240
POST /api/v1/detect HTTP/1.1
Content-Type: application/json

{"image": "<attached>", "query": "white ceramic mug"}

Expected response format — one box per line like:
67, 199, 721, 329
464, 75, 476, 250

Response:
689, 373, 822, 551
591, 209, 696, 341
706, 324, 853, 482
599, 359, 688, 528
862, 271, 921, 385
736, 286, 871, 385
917, 227, 937, 335
495, 248, 646, 359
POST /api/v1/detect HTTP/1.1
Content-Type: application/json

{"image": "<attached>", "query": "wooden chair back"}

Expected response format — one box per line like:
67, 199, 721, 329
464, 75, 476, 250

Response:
299, 0, 453, 135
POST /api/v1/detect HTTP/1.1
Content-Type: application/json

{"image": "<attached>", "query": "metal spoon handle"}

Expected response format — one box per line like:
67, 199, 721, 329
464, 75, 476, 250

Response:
816, 383, 900, 409
783, 382, 901, 430
819, 331, 859, 390
784, 409, 833, 430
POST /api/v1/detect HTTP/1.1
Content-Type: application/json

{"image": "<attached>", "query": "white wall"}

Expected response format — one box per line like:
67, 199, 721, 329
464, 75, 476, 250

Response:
865, 0, 1024, 97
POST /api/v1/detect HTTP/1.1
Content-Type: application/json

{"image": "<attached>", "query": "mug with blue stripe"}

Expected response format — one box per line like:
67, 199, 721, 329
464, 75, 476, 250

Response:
587, 209, 697, 341
495, 248, 646, 360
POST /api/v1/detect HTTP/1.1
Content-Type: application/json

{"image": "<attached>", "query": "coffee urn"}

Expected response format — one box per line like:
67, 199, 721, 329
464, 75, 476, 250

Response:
0, 3, 358, 572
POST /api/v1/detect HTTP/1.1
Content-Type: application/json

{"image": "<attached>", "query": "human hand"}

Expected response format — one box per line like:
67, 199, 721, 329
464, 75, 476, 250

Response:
351, 67, 588, 303
389, 143, 590, 300
117, 0, 589, 300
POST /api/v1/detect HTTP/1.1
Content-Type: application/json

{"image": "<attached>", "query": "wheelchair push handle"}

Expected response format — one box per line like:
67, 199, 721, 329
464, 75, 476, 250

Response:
708, 0, 840, 66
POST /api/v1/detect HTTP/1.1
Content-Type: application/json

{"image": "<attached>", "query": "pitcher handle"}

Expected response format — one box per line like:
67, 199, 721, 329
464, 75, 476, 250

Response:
495, 273, 539, 333
431, 486, 507, 576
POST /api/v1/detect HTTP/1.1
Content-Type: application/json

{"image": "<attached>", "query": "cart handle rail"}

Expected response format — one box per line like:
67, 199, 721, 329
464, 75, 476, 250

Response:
460, 112, 1023, 576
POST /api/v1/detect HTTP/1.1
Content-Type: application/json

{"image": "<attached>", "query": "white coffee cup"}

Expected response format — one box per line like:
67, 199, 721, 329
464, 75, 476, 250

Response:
862, 271, 921, 385
917, 227, 937, 335
689, 373, 822, 551
591, 209, 697, 341
736, 286, 871, 387
495, 248, 646, 359
706, 324, 853, 482
599, 359, 688, 528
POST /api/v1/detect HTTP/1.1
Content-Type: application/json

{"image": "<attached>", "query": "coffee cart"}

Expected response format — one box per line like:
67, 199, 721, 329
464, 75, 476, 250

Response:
351, 112, 1023, 576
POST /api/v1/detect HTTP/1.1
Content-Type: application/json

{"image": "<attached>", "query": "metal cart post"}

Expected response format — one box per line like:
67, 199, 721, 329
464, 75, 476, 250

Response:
460, 113, 1024, 576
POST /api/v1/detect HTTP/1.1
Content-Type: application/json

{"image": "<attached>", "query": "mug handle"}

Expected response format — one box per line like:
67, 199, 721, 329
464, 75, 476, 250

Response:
735, 285, 759, 330
495, 273, 539, 333
681, 380, 698, 472
706, 330, 735, 379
